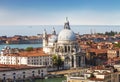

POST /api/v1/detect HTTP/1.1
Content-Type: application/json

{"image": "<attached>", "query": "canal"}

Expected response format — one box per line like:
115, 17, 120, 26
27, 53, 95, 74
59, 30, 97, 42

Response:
26, 77, 66, 82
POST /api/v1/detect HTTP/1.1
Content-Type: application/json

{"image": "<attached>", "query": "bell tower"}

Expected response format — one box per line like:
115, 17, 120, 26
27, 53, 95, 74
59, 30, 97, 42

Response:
43, 29, 48, 51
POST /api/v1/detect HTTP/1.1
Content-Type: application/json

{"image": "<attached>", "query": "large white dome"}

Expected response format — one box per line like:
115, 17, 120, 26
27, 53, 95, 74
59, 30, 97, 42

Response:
58, 29, 76, 42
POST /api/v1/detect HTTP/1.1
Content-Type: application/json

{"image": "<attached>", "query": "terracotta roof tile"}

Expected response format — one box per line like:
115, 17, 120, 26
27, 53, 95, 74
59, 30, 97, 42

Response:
5, 48, 49, 57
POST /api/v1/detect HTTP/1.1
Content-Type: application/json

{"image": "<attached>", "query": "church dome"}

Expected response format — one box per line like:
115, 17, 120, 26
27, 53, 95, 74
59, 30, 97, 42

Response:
58, 18, 76, 42
58, 29, 76, 42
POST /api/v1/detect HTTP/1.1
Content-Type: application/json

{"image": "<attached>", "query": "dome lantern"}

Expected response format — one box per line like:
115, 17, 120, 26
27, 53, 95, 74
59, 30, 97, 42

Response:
64, 17, 70, 30
58, 18, 76, 43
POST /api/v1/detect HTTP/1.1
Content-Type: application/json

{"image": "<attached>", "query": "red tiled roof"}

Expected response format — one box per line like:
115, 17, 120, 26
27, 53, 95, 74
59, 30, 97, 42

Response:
5, 48, 49, 57
88, 48, 107, 55
0, 64, 46, 71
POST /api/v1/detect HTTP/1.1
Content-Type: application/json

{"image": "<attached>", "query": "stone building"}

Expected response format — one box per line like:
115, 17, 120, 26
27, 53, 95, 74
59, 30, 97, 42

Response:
0, 65, 47, 81
43, 18, 85, 69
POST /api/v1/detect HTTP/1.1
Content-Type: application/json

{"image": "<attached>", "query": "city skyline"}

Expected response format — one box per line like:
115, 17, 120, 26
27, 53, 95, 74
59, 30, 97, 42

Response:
0, 25, 120, 36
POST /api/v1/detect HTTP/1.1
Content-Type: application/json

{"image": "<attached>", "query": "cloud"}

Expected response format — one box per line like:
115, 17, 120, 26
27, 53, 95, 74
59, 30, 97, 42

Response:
66, 10, 120, 25
0, 8, 9, 17
0, 9, 120, 25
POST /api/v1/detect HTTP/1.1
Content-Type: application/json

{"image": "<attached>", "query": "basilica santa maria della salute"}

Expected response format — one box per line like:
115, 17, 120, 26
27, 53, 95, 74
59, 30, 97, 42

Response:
43, 18, 85, 69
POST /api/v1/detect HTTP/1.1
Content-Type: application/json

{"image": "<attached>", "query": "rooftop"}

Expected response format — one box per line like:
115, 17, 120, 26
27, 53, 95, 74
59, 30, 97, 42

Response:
1, 48, 49, 57
0, 64, 46, 72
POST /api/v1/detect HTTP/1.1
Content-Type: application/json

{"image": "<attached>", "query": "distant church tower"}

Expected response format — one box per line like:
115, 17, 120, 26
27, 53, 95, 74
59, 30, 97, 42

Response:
43, 29, 48, 52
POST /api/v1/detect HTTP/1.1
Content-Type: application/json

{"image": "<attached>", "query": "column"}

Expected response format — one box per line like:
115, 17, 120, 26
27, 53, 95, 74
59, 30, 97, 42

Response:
69, 56, 72, 68
81, 56, 85, 67
74, 55, 76, 68
81, 56, 83, 66
83, 56, 85, 66
67, 45, 68, 53
70, 45, 72, 53
63, 46, 65, 53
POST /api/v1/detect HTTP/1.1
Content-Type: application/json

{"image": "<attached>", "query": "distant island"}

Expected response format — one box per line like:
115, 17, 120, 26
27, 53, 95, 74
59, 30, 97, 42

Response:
0, 34, 43, 44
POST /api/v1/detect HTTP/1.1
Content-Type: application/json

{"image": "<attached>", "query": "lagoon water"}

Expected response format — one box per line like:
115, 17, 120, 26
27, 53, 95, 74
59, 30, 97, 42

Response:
33, 77, 66, 82
0, 44, 42, 50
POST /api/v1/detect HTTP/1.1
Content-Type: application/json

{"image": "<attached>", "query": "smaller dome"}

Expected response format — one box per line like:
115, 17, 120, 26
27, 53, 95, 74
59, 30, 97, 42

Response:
58, 29, 76, 41
48, 35, 57, 43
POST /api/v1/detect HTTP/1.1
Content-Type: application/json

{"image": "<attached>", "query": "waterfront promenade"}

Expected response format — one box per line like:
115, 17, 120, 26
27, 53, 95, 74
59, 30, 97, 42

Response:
49, 68, 87, 75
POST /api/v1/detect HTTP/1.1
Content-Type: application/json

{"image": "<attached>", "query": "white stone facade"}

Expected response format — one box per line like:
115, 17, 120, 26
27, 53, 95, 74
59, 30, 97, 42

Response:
0, 47, 52, 67
0, 55, 27, 65
43, 19, 85, 69
0, 66, 47, 80
27, 56, 52, 66
67, 67, 119, 82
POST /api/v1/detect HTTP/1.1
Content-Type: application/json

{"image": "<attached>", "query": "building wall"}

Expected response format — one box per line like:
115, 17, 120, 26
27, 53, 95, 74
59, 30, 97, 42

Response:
0, 67, 47, 80
67, 69, 119, 82
67, 79, 88, 82
0, 56, 27, 65
107, 50, 117, 58
27, 56, 52, 66
0, 55, 52, 66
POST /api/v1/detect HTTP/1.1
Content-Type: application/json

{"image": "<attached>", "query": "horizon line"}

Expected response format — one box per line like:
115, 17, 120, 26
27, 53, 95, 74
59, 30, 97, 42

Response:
0, 24, 120, 26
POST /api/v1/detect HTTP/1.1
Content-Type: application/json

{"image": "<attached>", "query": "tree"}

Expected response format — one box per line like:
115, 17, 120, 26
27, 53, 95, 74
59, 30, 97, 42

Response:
52, 55, 64, 70
97, 33, 104, 35
114, 42, 120, 48
89, 73, 95, 78
25, 47, 33, 51
105, 31, 118, 36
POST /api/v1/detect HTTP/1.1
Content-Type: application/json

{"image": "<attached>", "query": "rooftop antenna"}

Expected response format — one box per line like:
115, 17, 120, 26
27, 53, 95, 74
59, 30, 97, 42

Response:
44, 29, 46, 32
53, 27, 55, 30
44, 29, 47, 34
90, 29, 93, 34
94, 29, 96, 34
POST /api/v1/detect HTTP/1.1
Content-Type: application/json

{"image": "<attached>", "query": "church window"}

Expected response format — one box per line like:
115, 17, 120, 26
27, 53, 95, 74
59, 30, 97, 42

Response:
38, 70, 40, 74
72, 56, 74, 67
68, 46, 70, 52
41, 70, 43, 72
65, 46, 67, 52
3, 74, 6, 81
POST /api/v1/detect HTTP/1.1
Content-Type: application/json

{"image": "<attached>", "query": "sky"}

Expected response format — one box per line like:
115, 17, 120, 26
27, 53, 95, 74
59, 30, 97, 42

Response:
0, 0, 120, 36
0, 0, 120, 25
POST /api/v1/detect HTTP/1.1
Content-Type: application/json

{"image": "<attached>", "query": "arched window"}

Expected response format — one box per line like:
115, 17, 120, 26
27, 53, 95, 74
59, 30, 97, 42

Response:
72, 56, 74, 67
23, 72, 25, 78
68, 46, 70, 52
38, 70, 40, 74
65, 46, 67, 52
3, 74, 6, 81
13, 73, 16, 80
32, 71, 35, 77
41, 73, 44, 77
